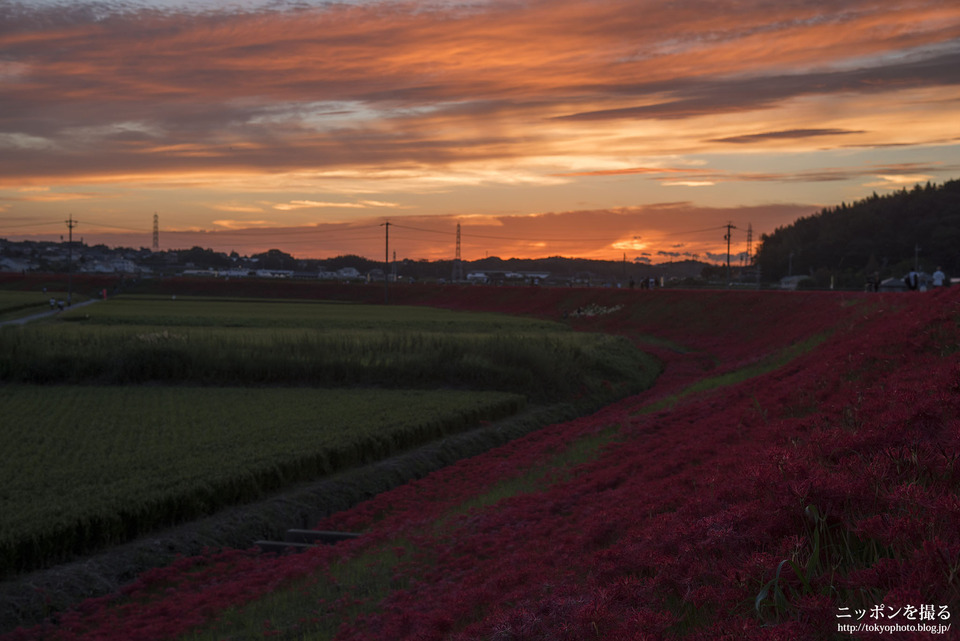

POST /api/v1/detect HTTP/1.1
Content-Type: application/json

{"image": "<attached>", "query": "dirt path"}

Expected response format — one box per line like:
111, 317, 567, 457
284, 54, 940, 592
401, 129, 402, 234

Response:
0, 299, 98, 327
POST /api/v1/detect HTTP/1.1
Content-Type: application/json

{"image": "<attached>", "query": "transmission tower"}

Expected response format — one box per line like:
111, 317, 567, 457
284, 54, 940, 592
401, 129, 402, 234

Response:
452, 223, 464, 281
746, 223, 753, 265
65, 214, 77, 304
380, 220, 390, 303
152, 213, 159, 250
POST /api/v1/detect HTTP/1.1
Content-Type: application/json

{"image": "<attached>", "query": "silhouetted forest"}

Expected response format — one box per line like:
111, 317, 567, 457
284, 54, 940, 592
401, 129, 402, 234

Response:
756, 179, 960, 287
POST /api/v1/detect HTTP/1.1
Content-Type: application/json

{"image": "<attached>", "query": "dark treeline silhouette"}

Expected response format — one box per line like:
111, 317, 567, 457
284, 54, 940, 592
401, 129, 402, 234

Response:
756, 179, 960, 288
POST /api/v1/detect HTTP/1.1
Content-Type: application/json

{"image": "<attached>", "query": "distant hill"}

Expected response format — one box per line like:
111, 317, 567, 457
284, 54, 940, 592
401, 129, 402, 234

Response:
459, 256, 708, 282
364, 255, 710, 284
756, 179, 960, 287
0, 242, 711, 284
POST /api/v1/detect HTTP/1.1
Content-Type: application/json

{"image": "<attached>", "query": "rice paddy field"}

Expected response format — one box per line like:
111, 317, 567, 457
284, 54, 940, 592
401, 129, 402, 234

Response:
0, 293, 658, 583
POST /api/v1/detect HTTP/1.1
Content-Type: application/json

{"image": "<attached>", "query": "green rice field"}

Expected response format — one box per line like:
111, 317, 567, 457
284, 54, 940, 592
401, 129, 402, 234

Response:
0, 385, 523, 577
0, 294, 660, 576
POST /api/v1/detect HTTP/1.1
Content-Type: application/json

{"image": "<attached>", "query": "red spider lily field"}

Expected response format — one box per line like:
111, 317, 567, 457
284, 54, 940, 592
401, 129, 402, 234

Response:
4, 283, 960, 640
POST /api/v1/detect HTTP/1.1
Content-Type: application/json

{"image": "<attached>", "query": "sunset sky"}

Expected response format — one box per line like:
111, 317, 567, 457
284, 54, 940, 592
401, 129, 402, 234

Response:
1, 0, 958, 263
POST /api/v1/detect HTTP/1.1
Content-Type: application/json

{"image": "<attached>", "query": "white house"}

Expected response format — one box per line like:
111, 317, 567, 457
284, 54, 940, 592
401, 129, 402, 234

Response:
255, 269, 293, 278
110, 258, 141, 273
779, 275, 813, 290
336, 267, 361, 280
0, 257, 31, 272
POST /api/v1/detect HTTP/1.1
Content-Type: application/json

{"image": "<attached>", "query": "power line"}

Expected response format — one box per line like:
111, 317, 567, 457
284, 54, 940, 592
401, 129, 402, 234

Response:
159, 226, 383, 245
0, 219, 64, 229
389, 223, 454, 236
243, 235, 383, 244
391, 222, 618, 243
5, 216, 731, 246
173, 229, 381, 240
392, 221, 730, 243
81, 219, 151, 233
655, 225, 729, 238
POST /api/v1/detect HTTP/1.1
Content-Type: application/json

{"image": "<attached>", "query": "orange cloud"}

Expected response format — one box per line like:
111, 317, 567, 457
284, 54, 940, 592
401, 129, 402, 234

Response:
0, 0, 957, 187
1, 0, 959, 261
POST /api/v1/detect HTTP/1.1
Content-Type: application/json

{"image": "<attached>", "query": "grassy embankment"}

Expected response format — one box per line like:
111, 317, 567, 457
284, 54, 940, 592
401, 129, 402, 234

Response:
7, 284, 954, 641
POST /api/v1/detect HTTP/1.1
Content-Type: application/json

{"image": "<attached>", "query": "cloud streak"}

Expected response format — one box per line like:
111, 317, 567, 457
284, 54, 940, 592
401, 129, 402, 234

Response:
271, 199, 405, 210
1, 0, 959, 259
709, 129, 868, 144
556, 48, 960, 122
1, 0, 958, 186
556, 162, 960, 186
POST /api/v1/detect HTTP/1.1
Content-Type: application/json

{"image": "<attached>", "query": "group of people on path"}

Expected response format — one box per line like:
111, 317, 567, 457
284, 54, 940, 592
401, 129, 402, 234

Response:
903, 266, 947, 291
44, 287, 71, 312
865, 267, 948, 292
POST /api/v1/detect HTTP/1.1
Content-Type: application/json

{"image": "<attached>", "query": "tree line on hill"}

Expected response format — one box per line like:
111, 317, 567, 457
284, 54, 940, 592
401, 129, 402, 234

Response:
0, 239, 710, 284
756, 179, 960, 288
151, 248, 710, 284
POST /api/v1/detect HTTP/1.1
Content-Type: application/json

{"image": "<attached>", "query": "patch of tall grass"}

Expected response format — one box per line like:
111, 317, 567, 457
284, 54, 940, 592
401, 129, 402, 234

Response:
60, 296, 567, 332
0, 325, 655, 402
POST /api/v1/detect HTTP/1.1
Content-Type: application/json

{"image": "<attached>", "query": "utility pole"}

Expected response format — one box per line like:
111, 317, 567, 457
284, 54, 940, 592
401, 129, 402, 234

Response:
381, 220, 390, 304
65, 214, 77, 305
724, 222, 737, 285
